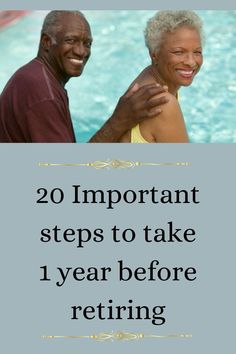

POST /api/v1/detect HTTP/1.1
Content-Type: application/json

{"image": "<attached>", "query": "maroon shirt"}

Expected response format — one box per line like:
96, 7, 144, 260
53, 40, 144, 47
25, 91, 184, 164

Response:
0, 58, 76, 142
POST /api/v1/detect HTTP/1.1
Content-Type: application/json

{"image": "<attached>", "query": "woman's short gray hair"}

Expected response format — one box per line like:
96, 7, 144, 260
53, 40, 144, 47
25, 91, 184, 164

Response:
41, 10, 85, 43
144, 10, 203, 53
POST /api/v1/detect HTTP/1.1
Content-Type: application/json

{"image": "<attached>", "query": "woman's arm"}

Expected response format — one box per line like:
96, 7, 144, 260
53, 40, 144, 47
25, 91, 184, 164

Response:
140, 92, 189, 143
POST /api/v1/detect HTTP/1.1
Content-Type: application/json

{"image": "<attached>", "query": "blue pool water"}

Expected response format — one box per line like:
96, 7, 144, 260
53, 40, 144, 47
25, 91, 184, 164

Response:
1, 10, 236, 142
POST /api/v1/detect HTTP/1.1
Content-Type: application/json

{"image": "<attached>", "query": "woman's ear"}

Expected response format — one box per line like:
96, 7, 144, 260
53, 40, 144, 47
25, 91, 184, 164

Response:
150, 50, 158, 65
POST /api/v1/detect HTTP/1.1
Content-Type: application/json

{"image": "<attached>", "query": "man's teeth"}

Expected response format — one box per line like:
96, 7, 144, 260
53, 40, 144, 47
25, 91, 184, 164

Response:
70, 59, 83, 64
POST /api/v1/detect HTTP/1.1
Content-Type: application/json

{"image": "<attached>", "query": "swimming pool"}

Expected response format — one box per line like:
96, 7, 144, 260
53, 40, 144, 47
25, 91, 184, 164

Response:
1, 10, 236, 142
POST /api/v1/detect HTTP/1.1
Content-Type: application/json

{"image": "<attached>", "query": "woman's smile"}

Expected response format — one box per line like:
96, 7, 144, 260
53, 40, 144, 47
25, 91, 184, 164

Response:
153, 26, 203, 94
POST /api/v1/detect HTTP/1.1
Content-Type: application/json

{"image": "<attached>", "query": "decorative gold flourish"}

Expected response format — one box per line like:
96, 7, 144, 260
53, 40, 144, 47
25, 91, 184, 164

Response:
42, 331, 192, 342
38, 159, 190, 169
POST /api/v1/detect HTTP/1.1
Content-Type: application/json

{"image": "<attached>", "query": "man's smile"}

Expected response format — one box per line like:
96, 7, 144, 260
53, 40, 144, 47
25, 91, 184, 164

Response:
68, 58, 84, 66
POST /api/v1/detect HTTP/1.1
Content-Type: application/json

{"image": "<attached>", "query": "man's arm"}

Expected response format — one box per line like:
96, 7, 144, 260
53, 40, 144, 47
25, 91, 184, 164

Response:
89, 83, 168, 143
25, 100, 76, 143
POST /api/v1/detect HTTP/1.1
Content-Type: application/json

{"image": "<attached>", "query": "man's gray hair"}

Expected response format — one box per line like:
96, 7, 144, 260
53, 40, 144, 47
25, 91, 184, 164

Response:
41, 10, 85, 43
144, 10, 203, 53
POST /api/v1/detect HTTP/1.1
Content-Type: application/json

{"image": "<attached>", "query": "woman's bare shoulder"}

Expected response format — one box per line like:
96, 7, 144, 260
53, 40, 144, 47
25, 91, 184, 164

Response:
129, 66, 155, 87
140, 92, 189, 143
159, 91, 180, 111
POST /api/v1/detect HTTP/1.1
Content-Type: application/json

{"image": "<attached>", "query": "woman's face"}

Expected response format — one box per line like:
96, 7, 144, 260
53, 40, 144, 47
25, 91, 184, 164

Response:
153, 26, 203, 94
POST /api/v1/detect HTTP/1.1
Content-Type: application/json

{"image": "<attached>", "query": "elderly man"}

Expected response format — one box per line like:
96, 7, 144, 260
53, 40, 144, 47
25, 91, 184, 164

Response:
0, 11, 167, 143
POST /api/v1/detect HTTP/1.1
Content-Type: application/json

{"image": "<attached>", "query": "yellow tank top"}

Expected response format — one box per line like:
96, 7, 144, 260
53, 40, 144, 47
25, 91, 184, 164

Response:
131, 124, 148, 143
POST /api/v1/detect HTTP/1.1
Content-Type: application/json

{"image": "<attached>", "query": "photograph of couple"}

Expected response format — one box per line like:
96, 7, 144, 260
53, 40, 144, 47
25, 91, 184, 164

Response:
0, 10, 235, 143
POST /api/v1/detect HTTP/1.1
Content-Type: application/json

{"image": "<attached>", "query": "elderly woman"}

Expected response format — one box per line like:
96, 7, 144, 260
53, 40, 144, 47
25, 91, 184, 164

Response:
120, 10, 203, 143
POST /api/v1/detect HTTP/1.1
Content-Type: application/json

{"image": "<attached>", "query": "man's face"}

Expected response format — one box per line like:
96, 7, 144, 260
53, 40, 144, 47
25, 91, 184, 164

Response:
47, 13, 92, 84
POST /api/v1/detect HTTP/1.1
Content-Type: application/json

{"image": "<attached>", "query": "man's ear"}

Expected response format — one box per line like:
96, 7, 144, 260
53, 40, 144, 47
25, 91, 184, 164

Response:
40, 33, 53, 52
